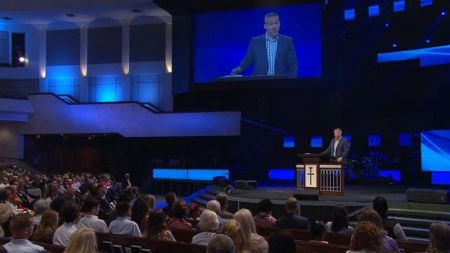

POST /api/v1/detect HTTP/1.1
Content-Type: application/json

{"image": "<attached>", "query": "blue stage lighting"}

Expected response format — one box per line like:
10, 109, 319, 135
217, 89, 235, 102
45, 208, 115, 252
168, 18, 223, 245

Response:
378, 170, 401, 182
420, 0, 432, 7
393, 0, 405, 12
425, 39, 431, 43
284, 136, 295, 148
368, 134, 382, 147
344, 9, 355, 21
442, 11, 447, 16
268, 169, 295, 180
431, 172, 450, 185
310, 136, 323, 148
368, 5, 380, 17
399, 133, 414, 147
385, 23, 390, 28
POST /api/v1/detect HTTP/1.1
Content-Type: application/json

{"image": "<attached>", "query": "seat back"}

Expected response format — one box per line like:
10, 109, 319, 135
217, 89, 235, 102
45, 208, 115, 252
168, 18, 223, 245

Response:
295, 241, 349, 253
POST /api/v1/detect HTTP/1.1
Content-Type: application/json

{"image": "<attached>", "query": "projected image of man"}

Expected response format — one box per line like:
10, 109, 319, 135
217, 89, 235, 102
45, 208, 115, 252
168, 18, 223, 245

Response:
231, 12, 298, 77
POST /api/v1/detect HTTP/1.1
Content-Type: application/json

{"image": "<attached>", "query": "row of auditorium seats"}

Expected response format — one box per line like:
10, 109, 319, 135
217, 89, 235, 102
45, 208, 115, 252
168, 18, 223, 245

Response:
0, 237, 65, 253
0, 226, 429, 253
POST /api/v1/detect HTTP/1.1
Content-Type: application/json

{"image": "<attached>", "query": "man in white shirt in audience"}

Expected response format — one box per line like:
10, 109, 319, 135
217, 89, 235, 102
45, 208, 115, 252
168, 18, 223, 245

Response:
53, 205, 80, 246
3, 213, 45, 253
77, 197, 108, 233
109, 201, 142, 237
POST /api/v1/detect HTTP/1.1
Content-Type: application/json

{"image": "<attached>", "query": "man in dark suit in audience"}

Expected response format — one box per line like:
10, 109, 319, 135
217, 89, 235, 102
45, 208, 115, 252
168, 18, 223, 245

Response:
276, 197, 310, 230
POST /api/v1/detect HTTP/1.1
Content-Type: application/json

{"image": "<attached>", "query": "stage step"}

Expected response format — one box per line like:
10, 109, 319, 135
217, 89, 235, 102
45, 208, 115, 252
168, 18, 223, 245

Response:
388, 208, 450, 221
183, 185, 225, 207
390, 215, 450, 228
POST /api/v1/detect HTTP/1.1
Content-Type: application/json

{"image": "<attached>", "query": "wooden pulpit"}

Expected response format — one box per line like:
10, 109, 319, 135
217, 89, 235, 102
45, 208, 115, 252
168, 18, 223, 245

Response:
296, 154, 344, 196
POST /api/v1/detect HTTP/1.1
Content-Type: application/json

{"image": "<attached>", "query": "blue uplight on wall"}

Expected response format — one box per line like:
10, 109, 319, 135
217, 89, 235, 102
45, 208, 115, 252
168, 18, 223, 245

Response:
268, 169, 295, 180
431, 172, 450, 185
311, 136, 323, 148
399, 133, 413, 147
393, 0, 405, 12
378, 170, 401, 182
420, 0, 432, 7
368, 5, 380, 17
153, 168, 229, 181
368, 134, 382, 147
344, 9, 356, 21
284, 136, 295, 148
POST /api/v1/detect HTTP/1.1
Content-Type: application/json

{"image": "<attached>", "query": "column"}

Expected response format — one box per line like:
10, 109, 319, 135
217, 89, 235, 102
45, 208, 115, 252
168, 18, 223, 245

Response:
37, 24, 47, 92
121, 20, 130, 101
79, 23, 89, 102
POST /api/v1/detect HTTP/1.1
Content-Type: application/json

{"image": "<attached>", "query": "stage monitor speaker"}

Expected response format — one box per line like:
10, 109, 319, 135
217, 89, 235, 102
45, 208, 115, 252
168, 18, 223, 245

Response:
234, 180, 257, 190
294, 189, 319, 201
407, 188, 448, 204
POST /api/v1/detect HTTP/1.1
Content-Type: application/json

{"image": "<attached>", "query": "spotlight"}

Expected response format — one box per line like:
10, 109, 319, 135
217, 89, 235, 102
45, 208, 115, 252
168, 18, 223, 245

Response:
18, 57, 25, 63
425, 39, 431, 43
385, 23, 390, 28
442, 11, 447, 16
392, 43, 398, 48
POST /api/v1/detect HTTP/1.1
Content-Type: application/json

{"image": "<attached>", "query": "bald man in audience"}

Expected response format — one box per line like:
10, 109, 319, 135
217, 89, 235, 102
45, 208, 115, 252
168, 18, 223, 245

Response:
207, 200, 228, 228
276, 197, 310, 230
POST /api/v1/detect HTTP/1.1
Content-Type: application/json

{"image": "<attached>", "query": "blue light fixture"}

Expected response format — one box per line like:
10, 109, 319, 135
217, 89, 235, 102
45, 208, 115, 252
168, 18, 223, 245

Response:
344, 9, 356, 21
420, 0, 432, 7
393, 0, 405, 12
385, 23, 390, 28
425, 39, 431, 44
368, 5, 380, 17
392, 43, 398, 48
442, 11, 447, 16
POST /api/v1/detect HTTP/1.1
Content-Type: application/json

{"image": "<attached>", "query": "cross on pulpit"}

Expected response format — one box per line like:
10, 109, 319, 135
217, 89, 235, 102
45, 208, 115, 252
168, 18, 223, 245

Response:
307, 167, 315, 183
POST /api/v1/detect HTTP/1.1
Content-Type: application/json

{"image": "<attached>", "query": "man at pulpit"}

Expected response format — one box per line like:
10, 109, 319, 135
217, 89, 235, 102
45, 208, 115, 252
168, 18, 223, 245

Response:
320, 128, 350, 165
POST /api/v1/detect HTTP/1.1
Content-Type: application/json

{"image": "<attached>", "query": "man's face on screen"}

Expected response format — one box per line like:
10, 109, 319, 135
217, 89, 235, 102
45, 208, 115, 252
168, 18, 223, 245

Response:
264, 15, 280, 38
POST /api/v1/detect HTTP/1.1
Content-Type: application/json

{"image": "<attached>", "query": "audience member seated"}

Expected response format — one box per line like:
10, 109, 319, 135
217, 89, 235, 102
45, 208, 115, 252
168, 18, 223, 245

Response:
167, 200, 192, 230
91, 184, 113, 221
358, 207, 400, 253
325, 206, 354, 235
253, 199, 277, 227
268, 230, 296, 253
373, 196, 406, 240
131, 197, 150, 233
163, 191, 178, 218
223, 219, 251, 253
276, 197, 310, 230
146, 210, 176, 241
192, 209, 220, 246
234, 208, 268, 253
207, 200, 228, 227
63, 228, 98, 253
141, 194, 156, 211
428, 223, 450, 253
207, 234, 235, 253
78, 197, 108, 233
3, 213, 45, 253
109, 201, 142, 237
32, 209, 59, 244
310, 221, 328, 243
216, 193, 234, 219
32, 199, 50, 226
53, 205, 80, 246
346, 221, 382, 253
44, 183, 59, 203
0, 189, 13, 236
50, 188, 79, 214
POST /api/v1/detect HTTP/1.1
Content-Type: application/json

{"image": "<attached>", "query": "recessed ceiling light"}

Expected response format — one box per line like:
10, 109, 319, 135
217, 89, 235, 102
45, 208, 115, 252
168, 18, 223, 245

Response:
65, 13, 76, 17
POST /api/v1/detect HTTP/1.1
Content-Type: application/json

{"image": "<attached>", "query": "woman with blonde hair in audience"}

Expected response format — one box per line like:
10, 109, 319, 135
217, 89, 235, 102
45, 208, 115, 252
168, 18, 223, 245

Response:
233, 208, 268, 253
146, 210, 176, 241
141, 194, 156, 211
64, 228, 98, 253
346, 221, 382, 253
32, 209, 59, 244
223, 219, 251, 253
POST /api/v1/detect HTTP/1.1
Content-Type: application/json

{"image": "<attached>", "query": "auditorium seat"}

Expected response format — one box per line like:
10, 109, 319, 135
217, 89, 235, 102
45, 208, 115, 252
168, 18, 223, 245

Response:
171, 228, 200, 242
95, 233, 207, 253
397, 239, 429, 253
325, 232, 351, 245
296, 241, 348, 253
